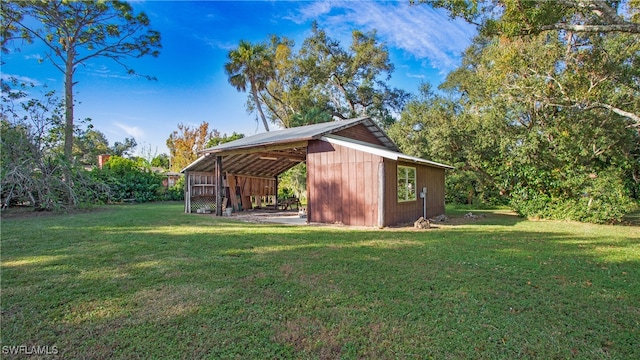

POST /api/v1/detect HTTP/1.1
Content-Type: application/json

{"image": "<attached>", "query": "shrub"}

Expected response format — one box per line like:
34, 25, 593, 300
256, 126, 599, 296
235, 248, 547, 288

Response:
511, 170, 636, 224
166, 176, 185, 201
91, 156, 163, 203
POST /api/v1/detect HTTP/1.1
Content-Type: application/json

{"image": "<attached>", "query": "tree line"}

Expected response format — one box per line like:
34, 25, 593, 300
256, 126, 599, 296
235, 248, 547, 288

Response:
1, 77, 184, 208
389, 0, 639, 223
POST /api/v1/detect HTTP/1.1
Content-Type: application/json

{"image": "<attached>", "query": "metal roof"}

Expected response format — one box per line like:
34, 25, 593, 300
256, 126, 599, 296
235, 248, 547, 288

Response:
199, 116, 399, 154
181, 116, 452, 177
321, 135, 454, 169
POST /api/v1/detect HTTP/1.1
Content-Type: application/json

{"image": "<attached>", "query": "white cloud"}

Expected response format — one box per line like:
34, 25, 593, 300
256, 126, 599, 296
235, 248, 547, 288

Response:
406, 73, 426, 79
294, 1, 475, 73
198, 35, 236, 51
285, 1, 334, 24
0, 73, 41, 86
114, 122, 145, 139
83, 64, 132, 79
24, 54, 43, 61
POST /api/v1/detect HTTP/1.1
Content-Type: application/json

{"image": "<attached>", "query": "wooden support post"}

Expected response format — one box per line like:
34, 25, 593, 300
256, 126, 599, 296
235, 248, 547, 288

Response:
184, 171, 190, 213
274, 176, 279, 210
216, 156, 223, 216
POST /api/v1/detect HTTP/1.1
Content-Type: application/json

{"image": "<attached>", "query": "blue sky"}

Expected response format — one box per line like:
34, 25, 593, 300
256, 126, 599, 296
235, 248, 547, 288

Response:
1, 0, 476, 158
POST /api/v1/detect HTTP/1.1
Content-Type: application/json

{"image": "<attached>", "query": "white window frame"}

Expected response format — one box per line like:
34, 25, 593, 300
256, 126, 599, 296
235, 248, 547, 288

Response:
397, 165, 416, 202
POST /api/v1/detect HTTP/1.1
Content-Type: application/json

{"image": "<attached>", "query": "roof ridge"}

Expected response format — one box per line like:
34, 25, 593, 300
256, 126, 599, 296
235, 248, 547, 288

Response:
200, 116, 370, 154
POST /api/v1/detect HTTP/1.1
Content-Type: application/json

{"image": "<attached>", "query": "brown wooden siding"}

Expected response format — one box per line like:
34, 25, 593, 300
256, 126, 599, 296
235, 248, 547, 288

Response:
383, 159, 446, 226
307, 140, 381, 226
333, 124, 386, 146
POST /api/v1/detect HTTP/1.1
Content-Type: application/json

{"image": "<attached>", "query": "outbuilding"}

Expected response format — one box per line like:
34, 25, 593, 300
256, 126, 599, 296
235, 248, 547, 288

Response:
181, 117, 453, 227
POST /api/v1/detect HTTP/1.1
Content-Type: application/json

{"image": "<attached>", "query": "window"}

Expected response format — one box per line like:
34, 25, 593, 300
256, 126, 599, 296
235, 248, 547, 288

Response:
397, 166, 416, 202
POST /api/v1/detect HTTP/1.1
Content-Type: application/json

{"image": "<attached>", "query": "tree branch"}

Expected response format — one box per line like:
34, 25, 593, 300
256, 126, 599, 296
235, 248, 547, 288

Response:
537, 23, 640, 34
590, 102, 640, 127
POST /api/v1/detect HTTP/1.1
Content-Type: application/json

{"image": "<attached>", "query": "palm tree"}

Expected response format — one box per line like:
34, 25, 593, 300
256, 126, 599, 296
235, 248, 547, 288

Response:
225, 40, 273, 132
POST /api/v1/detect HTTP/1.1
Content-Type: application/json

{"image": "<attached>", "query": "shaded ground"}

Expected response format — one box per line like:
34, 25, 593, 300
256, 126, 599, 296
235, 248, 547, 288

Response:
214, 207, 512, 228
228, 209, 309, 226
0, 205, 109, 220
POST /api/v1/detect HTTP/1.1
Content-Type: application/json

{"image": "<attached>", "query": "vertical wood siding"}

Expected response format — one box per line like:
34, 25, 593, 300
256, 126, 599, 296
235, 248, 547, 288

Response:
383, 159, 446, 226
307, 140, 381, 226
308, 140, 447, 227
333, 124, 386, 146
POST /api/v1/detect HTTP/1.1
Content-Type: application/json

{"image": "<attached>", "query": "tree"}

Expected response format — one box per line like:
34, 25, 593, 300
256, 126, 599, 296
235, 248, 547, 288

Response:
405, 0, 639, 222
73, 128, 110, 166
388, 84, 499, 205
403, 33, 639, 222
166, 122, 216, 172
151, 153, 170, 169
111, 137, 137, 157
298, 24, 408, 126
1, 0, 161, 165
230, 25, 408, 130
1, 78, 108, 210
207, 131, 245, 148
261, 24, 408, 128
225, 40, 273, 132
415, 0, 640, 35
416, 0, 640, 128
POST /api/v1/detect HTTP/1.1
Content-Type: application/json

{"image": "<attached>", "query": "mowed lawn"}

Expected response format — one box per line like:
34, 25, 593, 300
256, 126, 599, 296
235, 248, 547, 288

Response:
1, 203, 638, 359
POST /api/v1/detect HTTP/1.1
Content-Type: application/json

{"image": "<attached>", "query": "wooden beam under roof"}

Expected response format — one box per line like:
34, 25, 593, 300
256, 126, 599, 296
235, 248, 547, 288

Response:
206, 141, 308, 157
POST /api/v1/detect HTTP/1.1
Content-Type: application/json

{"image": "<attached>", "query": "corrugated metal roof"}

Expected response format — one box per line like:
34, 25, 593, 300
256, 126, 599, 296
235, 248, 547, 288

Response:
182, 116, 451, 176
199, 116, 398, 154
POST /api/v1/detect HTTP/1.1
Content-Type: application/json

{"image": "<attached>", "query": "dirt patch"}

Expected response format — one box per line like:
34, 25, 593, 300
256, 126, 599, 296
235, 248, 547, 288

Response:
273, 316, 343, 358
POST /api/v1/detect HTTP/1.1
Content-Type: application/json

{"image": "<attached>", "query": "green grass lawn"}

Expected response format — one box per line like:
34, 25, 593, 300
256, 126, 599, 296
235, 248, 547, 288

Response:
1, 202, 638, 359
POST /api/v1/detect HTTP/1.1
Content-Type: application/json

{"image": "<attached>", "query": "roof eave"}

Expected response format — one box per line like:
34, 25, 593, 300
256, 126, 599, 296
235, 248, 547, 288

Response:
321, 135, 454, 170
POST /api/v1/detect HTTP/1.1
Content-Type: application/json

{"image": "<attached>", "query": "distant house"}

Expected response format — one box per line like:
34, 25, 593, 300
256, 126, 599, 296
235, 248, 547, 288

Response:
181, 117, 453, 227
150, 167, 182, 188
97, 154, 111, 169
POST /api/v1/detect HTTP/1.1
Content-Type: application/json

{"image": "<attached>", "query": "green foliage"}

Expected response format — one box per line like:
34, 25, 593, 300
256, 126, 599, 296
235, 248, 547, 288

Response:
151, 153, 170, 169
73, 128, 109, 166
111, 137, 137, 157
389, 31, 639, 223
419, 0, 640, 36
1, 0, 161, 166
277, 163, 307, 202
229, 23, 408, 129
288, 107, 332, 127
206, 131, 245, 147
91, 156, 163, 203
225, 40, 273, 131
165, 175, 185, 201
511, 169, 637, 224
1, 78, 109, 210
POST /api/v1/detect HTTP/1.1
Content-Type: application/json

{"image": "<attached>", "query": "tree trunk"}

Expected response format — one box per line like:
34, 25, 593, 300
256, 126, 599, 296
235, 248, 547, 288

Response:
63, 51, 75, 205
64, 54, 75, 162
251, 83, 270, 132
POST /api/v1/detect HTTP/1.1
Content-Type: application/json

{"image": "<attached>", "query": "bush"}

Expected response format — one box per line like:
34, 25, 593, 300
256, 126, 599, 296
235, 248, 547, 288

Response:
91, 156, 163, 203
511, 170, 636, 224
165, 176, 185, 201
